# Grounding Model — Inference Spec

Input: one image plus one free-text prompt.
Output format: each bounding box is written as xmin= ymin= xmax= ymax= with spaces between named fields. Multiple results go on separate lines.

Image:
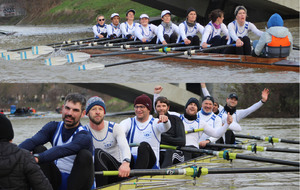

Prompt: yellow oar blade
xmin=78 ymin=63 xmax=105 ymax=71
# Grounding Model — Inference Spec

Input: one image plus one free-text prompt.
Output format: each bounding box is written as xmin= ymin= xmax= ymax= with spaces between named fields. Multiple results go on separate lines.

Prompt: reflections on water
xmin=10 ymin=116 xmax=300 ymax=190
xmin=0 ymin=21 xmax=299 ymax=83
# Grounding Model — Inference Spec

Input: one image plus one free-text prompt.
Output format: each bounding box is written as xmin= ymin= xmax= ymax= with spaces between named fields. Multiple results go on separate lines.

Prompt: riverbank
xmin=0 ymin=0 xmax=161 ymax=25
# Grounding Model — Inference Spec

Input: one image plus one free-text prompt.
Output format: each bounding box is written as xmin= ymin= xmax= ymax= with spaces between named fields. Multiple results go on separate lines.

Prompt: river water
xmin=9 ymin=115 xmax=300 ymax=190
xmin=0 ymin=20 xmax=299 ymax=83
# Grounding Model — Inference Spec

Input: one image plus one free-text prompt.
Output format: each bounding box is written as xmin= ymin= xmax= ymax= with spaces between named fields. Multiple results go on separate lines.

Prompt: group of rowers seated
xmin=93 ymin=6 xmax=293 ymax=58
xmin=7 ymin=83 xmax=270 ymax=189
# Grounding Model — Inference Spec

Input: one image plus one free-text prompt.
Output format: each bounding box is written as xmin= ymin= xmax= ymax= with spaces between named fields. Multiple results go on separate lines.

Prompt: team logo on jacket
xmin=103 ymin=141 xmax=114 ymax=148
xmin=143 ymin=131 xmax=152 ymax=139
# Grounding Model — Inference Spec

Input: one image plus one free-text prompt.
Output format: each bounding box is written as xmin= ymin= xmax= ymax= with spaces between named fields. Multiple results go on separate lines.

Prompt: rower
xmin=93 ymin=15 xmax=107 ymax=39
xmin=135 ymin=14 xmax=158 ymax=44
xmin=19 ymin=93 xmax=94 ymax=190
xmin=224 ymin=5 xmax=263 ymax=55
xmin=201 ymin=9 xmax=228 ymax=53
xmin=120 ymin=9 xmax=137 ymax=40
xmin=253 ymin=13 xmax=293 ymax=57
xmin=153 ymin=86 xmax=186 ymax=168
xmin=120 ymin=94 xmax=171 ymax=169
xmin=157 ymin=10 xmax=179 ymax=45
xmin=153 ymin=85 xmax=233 ymax=161
xmin=178 ymin=7 xmax=204 ymax=46
xmin=107 ymin=13 xmax=122 ymax=39
xmin=201 ymin=83 xmax=269 ymax=144
xmin=84 ymin=96 xmax=131 ymax=187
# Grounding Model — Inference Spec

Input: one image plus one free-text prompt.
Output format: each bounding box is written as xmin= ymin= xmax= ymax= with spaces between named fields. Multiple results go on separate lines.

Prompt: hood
xmin=266 ymin=26 xmax=290 ymax=38
xmin=267 ymin=13 xmax=284 ymax=28
xmin=0 ymin=142 xmax=21 ymax=177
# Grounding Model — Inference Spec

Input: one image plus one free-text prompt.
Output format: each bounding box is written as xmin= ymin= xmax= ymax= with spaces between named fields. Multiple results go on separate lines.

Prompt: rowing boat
xmin=94 ymin=150 xmax=246 ymax=190
xmin=79 ymin=48 xmax=299 ymax=72
xmin=96 ymin=153 xmax=229 ymax=190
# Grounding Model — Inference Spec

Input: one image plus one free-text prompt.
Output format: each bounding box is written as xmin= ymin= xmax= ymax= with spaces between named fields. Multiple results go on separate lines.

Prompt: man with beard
xmin=153 ymin=86 xmax=233 ymax=160
xmin=84 ymin=96 xmax=131 ymax=187
xmin=19 ymin=93 xmax=94 ymax=190
xmin=201 ymin=83 xmax=269 ymax=143
xmin=120 ymin=94 xmax=171 ymax=169
xmin=153 ymin=87 xmax=185 ymax=168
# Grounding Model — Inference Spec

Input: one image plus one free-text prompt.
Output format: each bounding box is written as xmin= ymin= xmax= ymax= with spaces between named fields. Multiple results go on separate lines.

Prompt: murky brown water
xmin=0 ymin=20 xmax=299 ymax=83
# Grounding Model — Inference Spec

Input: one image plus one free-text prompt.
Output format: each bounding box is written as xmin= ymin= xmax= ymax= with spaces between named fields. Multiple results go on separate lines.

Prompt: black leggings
xmin=216 ymin=130 xmax=236 ymax=144
xmin=183 ymin=145 xmax=204 ymax=161
xmin=224 ymin=36 xmax=251 ymax=55
xmin=33 ymin=146 xmax=94 ymax=190
xmin=186 ymin=35 xmax=200 ymax=46
xmin=206 ymin=35 xmax=227 ymax=53
xmin=160 ymin=33 xmax=177 ymax=44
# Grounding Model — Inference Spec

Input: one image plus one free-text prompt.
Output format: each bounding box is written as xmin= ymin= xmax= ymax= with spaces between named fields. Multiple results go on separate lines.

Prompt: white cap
xmin=161 ymin=10 xmax=171 ymax=18
xmin=110 ymin=13 xmax=120 ymax=19
xmin=140 ymin=14 xmax=149 ymax=19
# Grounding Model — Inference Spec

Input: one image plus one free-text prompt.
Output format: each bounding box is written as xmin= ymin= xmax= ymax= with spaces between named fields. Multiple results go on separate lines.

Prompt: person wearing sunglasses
xmin=93 ymin=15 xmax=107 ymax=39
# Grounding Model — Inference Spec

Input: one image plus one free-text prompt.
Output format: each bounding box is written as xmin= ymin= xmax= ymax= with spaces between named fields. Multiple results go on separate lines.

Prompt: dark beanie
xmin=185 ymin=97 xmax=200 ymax=111
xmin=186 ymin=7 xmax=196 ymax=16
xmin=134 ymin=94 xmax=152 ymax=111
xmin=0 ymin=114 xmax=14 ymax=141
xmin=202 ymin=96 xmax=215 ymax=104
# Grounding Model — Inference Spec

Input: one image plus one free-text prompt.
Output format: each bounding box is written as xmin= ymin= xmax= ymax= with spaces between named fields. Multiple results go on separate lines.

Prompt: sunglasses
xmin=98 ymin=19 xmax=105 ymax=21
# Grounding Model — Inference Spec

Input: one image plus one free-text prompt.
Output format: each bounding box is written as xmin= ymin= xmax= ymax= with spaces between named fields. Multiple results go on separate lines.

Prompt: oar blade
xmin=19 ymin=51 xmax=40 ymax=60
xmin=45 ymin=56 xmax=68 ymax=66
xmin=0 ymin=49 xmax=6 ymax=53
xmin=78 ymin=63 xmax=105 ymax=71
xmin=32 ymin=46 xmax=54 ymax=55
xmin=2 ymin=52 xmax=21 ymax=60
xmin=66 ymin=52 xmax=90 ymax=63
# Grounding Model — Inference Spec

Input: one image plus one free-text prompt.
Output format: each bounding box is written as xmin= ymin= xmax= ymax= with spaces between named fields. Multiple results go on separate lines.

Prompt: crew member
xmin=120 ymin=9 xmax=137 ymax=40
xmin=135 ymin=14 xmax=158 ymax=44
xmin=224 ymin=5 xmax=263 ymax=55
xmin=201 ymin=9 xmax=228 ymax=53
xmin=0 ymin=114 xmax=53 ymax=190
xmin=120 ymin=94 xmax=171 ymax=169
xmin=84 ymin=96 xmax=131 ymax=187
xmin=253 ymin=13 xmax=293 ymax=57
xmin=201 ymin=83 xmax=269 ymax=144
xmin=178 ymin=7 xmax=204 ymax=46
xmin=107 ymin=13 xmax=122 ymax=39
xmin=93 ymin=15 xmax=107 ymax=39
xmin=157 ymin=10 xmax=179 ymax=44
xmin=19 ymin=93 xmax=94 ymax=190
xmin=153 ymin=87 xmax=186 ymax=168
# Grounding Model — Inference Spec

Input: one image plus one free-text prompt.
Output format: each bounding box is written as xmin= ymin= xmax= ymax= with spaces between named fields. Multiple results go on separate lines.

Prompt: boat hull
xmin=80 ymin=49 xmax=299 ymax=72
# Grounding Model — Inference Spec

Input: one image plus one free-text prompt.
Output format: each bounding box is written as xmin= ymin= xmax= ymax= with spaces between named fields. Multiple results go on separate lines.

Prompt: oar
xmin=160 ymin=145 xmax=300 ymax=167
xmin=7 ymin=37 xmax=96 ymax=52
xmin=95 ymin=166 xmax=299 ymax=177
xmin=205 ymin=143 xmax=299 ymax=153
xmin=185 ymin=128 xmax=204 ymax=134
xmin=79 ymin=44 xmax=227 ymax=70
xmin=60 ymin=38 xmax=126 ymax=51
xmin=77 ymin=46 xmax=200 ymax=70
xmin=46 ymin=45 xmax=198 ymax=66
xmin=80 ymin=44 xmax=235 ymax=69
xmin=235 ymin=134 xmax=300 ymax=144
xmin=2 ymin=46 xmax=53 ymax=60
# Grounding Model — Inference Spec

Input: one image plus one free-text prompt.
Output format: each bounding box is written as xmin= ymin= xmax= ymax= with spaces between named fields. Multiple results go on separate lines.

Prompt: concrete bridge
xmin=133 ymin=0 xmax=299 ymax=23
xmin=74 ymin=83 xmax=204 ymax=112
